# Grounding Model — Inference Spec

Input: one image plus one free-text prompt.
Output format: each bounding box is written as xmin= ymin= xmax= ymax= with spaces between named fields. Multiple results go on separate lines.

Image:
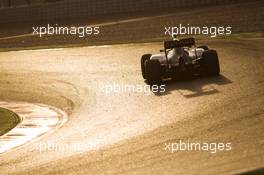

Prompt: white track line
xmin=0 ymin=101 xmax=67 ymax=154
xmin=0 ymin=13 xmax=172 ymax=41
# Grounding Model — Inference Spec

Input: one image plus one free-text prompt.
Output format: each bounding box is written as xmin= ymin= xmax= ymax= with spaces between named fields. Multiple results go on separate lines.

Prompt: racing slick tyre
xmin=201 ymin=50 xmax=220 ymax=76
xmin=198 ymin=45 xmax=209 ymax=50
xmin=141 ymin=54 xmax=152 ymax=79
xmin=145 ymin=59 xmax=162 ymax=84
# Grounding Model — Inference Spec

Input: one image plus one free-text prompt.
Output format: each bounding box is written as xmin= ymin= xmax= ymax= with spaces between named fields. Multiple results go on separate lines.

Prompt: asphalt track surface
xmin=0 ymin=38 xmax=263 ymax=175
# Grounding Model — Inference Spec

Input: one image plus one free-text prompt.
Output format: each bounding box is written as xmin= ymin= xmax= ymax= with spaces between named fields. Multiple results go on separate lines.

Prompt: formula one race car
xmin=141 ymin=37 xmax=220 ymax=84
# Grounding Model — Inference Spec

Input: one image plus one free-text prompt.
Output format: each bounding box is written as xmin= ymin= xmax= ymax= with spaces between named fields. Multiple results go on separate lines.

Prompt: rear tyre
xmin=145 ymin=59 xmax=162 ymax=84
xmin=198 ymin=45 xmax=209 ymax=50
xmin=141 ymin=54 xmax=152 ymax=79
xmin=201 ymin=50 xmax=220 ymax=76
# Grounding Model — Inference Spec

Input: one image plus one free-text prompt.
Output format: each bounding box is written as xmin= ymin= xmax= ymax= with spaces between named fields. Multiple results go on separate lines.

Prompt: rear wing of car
xmin=164 ymin=38 xmax=195 ymax=49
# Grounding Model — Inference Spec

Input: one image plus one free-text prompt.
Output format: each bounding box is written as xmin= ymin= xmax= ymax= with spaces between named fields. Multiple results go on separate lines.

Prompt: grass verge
xmin=0 ymin=107 xmax=21 ymax=136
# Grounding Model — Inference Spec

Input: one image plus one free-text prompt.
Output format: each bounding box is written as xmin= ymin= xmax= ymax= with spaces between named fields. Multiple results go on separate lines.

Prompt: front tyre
xmin=141 ymin=54 xmax=152 ymax=79
xmin=201 ymin=50 xmax=220 ymax=76
xmin=198 ymin=45 xmax=209 ymax=50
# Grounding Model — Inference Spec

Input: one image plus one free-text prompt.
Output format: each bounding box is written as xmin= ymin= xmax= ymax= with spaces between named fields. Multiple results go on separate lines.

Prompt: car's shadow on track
xmin=235 ymin=168 xmax=264 ymax=175
xmin=150 ymin=74 xmax=232 ymax=98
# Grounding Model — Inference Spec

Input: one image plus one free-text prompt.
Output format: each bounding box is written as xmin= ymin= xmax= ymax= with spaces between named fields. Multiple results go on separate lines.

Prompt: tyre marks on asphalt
xmin=0 ymin=101 xmax=67 ymax=154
